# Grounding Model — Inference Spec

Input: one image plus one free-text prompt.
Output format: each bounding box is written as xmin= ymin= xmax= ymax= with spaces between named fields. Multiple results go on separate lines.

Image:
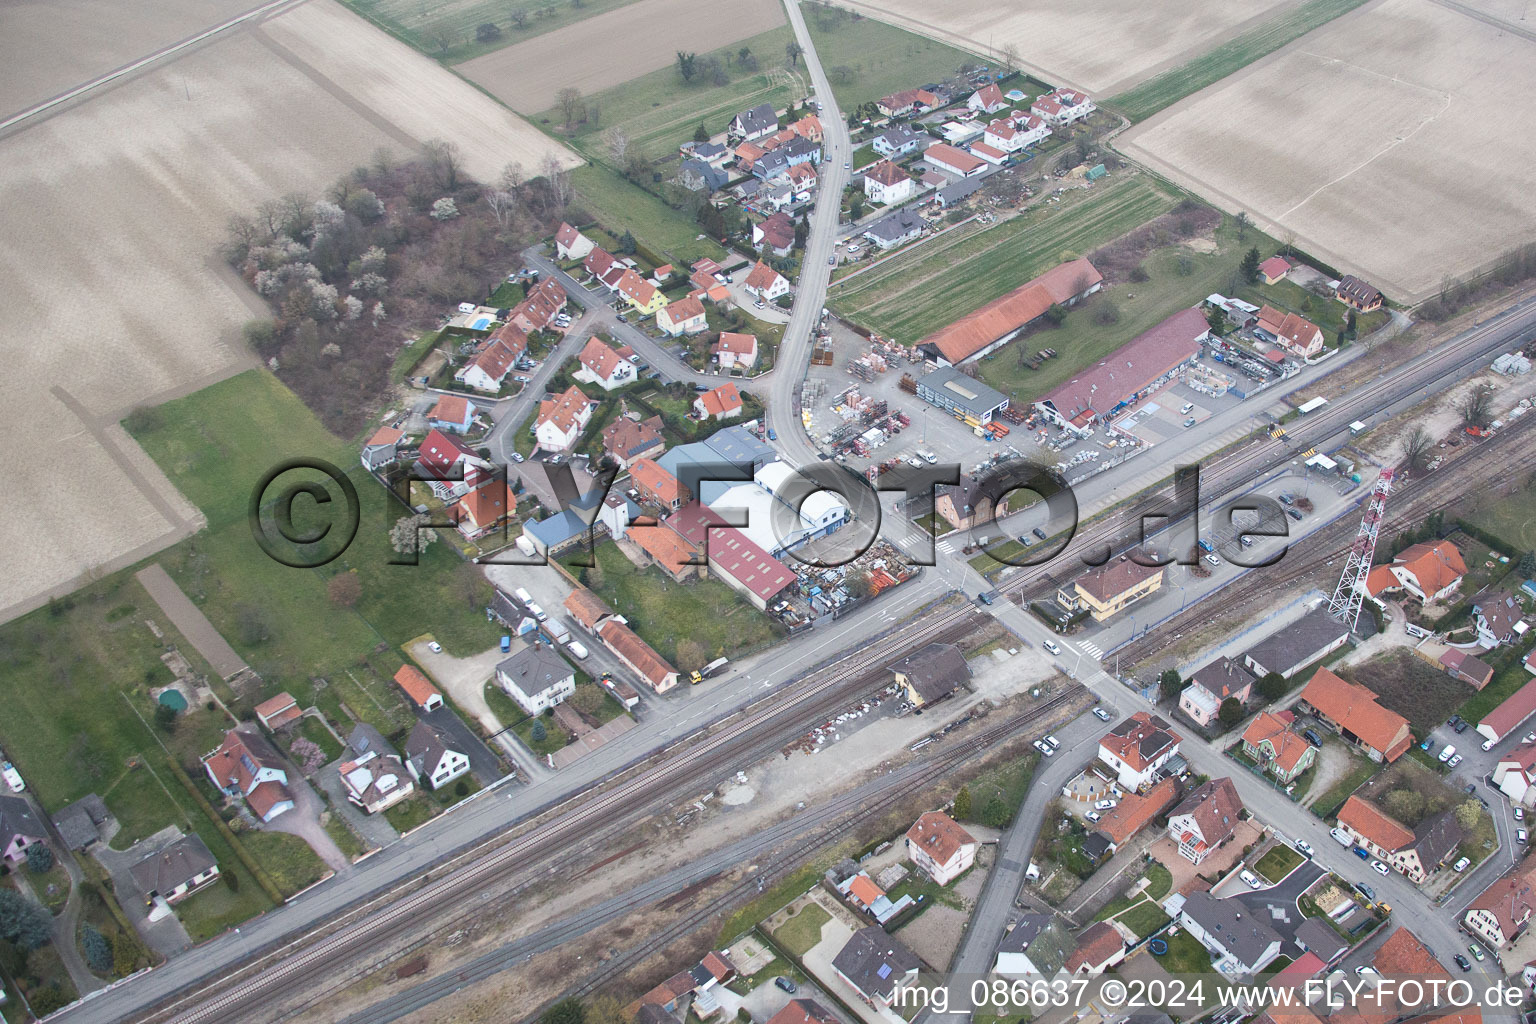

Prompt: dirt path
xmin=134 ymin=564 xmax=249 ymax=679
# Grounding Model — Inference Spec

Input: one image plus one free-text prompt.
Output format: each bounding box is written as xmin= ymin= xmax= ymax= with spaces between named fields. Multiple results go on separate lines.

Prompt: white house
xmin=128 ymin=834 xmax=220 ymax=906
xmin=967 ymin=84 xmax=1007 ymax=116
xmin=693 ymin=382 xmax=744 ymax=421
xmin=871 ymin=126 xmax=930 ymax=159
xmin=456 ymin=324 xmax=527 ymax=392
xmin=993 ymin=914 xmax=1073 ymax=976
xmin=496 ymin=643 xmax=576 ymax=715
xmin=535 ymin=385 xmax=596 ymax=451
xmin=1495 ymin=743 xmax=1536 ymax=807
xmin=985 ymin=115 xmax=1049 ymax=153
xmin=657 ymin=295 xmax=708 ymax=337
xmin=905 ymin=811 xmax=977 ymax=885
xmin=863 ymin=160 xmax=914 ymax=205
xmin=554 ymin=222 xmax=594 ymax=261
xmin=1031 ymin=89 xmax=1096 ymax=126
xmin=339 ymin=725 xmax=414 ymax=815
xmin=1172 ymin=891 xmax=1282 ymax=976
xmin=742 ymin=261 xmax=790 ymax=302
xmin=404 ymin=720 xmax=472 ymax=791
xmin=712 ymin=331 xmax=758 ymax=371
xmin=1097 ymin=712 xmax=1181 ymax=791
xmin=574 ymin=337 xmax=637 ymax=391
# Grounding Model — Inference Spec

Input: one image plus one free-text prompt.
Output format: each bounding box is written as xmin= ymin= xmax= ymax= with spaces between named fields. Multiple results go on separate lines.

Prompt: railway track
xmin=140 ymin=604 xmax=990 ymax=1024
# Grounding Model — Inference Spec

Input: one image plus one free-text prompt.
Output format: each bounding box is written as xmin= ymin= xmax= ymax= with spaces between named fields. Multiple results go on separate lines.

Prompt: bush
xmin=29 ymin=987 xmax=67 ymax=1016
xmin=1128 ymin=265 xmax=1149 ymax=283
xmin=530 ymin=719 xmax=547 ymax=743
xmin=1091 ymin=300 xmax=1120 ymax=326
xmin=25 ymin=842 xmax=53 ymax=874
xmin=0 ymin=889 xmax=54 ymax=950
xmin=542 ymin=999 xmax=586 ymax=1024
xmin=223 ymin=870 xmax=240 ymax=892
xmin=455 ymin=780 xmax=469 ymax=797
xmin=82 ymin=925 xmax=113 ymax=973
xmin=980 ymin=796 xmax=1011 ymax=828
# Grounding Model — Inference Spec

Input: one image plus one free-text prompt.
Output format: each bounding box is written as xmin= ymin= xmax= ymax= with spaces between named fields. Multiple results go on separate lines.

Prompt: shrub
xmin=455 ymin=780 xmax=469 ymax=797
xmin=25 ymin=843 xmax=53 ymax=874
xmin=82 ymin=925 xmax=113 ymax=973
xmin=530 ymin=719 xmax=547 ymax=743
xmin=1128 ymin=265 xmax=1149 ymax=283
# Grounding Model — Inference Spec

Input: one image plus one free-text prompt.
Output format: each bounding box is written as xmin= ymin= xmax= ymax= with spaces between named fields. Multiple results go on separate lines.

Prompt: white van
xmin=1180 ymin=403 xmax=1194 ymax=415
xmin=514 ymin=587 xmax=533 ymax=604
xmin=1404 ymin=622 xmax=1431 ymax=639
xmin=1 ymin=763 xmax=23 ymax=792
xmin=527 ymin=602 xmax=548 ymax=622
xmin=1438 ymin=744 xmax=1457 ymax=763
xmin=565 ymin=639 xmax=590 ymax=660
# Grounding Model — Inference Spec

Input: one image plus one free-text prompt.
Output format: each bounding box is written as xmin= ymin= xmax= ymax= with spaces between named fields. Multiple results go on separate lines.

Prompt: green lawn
xmin=771 ymin=902 xmax=830 ymax=956
xmin=1144 ymin=861 xmax=1173 ymax=901
xmin=1159 ymin=928 xmax=1214 ymax=974
xmin=1118 ymin=899 xmax=1171 ymax=939
xmin=717 ymin=862 xmax=825 ymax=945
xmin=344 ymin=0 xmax=643 ymax=65
xmin=1468 ymin=493 xmax=1536 ymax=556
xmin=391 ymin=329 xmax=444 ymax=384
xmin=563 ymin=542 xmax=785 ymax=666
xmin=176 ymin=861 xmax=275 ymax=943
xmin=830 ymin=174 xmax=1179 ymax=343
xmin=1107 ymin=0 xmax=1374 ymax=123
xmin=571 ymin=163 xmax=726 ymax=267
xmin=955 ymin=751 xmax=1039 ymax=828
xmin=324 ymin=813 xmax=369 ymax=859
xmin=1458 ymin=648 xmax=1536 ymax=725
xmin=513 ymin=714 xmax=571 ymax=757
xmin=1255 ymin=845 xmax=1304 ymax=883
xmin=805 ymin=13 xmax=983 ymax=111
xmin=240 ymin=831 xmax=329 ymax=896
xmin=383 ymin=792 xmax=438 ymax=834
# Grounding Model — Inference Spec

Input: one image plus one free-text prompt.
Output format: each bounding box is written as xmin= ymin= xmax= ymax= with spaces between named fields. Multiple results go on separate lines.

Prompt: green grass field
xmin=830 ymin=174 xmax=1179 ymax=343
xmin=1468 ymin=492 xmax=1536 ymax=557
xmin=805 ymin=14 xmax=981 ymax=111
xmin=1255 ymin=844 xmax=1303 ymax=882
xmin=343 ymin=0 xmax=642 ymax=65
xmin=571 ymin=164 xmax=726 ymax=267
xmin=240 ymin=831 xmax=329 ymax=895
xmin=1107 ymin=0 xmax=1372 ymax=123
xmin=771 ymin=902 xmax=830 ymax=956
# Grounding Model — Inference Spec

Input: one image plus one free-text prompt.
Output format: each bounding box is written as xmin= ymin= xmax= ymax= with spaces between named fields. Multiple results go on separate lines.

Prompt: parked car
xmin=1018 ymin=535 xmax=1034 ymax=546
xmin=1204 ymin=553 xmax=1220 ymax=567
xmin=1454 ymin=954 xmax=1472 ymax=971
xmin=1044 ymin=734 xmax=1061 ymax=750
xmin=510 ymin=452 xmax=525 ymax=463
xmin=1483 ymin=738 xmax=1496 ymax=751
xmin=1 ymin=763 xmax=23 ymax=793
xmin=1453 ymin=719 xmax=1469 ymax=733
xmin=1371 ymin=860 xmax=1390 ymax=876
xmin=1296 ymin=840 xmax=1314 ymax=858
xmin=1469 ymin=943 xmax=1486 ymax=961
xmin=1183 ymin=417 xmax=1197 ymax=428
xmin=427 ymin=641 xmax=443 ymax=653
xmin=828 ymin=256 xmax=836 ymax=266
xmin=1448 ymin=754 xmax=1464 ymax=768
xmin=1439 ymin=745 xmax=1457 ymax=763
xmin=1330 ymin=827 xmax=1353 ymax=847
xmin=1094 ymin=799 xmax=1118 ymax=811
xmin=1516 ymin=807 xmax=1525 ymax=821
xmin=1519 ymin=827 xmax=1529 ymax=844
xmin=1353 ymin=846 xmax=1370 ymax=861
xmin=514 ymin=375 xmax=531 ymax=383
xmin=1454 ymin=856 xmax=1471 ymax=871
xmin=1357 ymin=883 xmax=1376 ymax=901
xmin=1304 ymin=729 xmax=1324 ymax=748
xmin=1526 ymin=731 xmax=1536 ymax=744
xmin=1448 ymin=714 xmax=1463 ymax=729
xmin=774 ymin=977 xmax=798 ymax=994
xmin=1042 ymin=639 xmax=1062 ymax=656
xmin=1033 ymin=527 xmax=1048 ymax=540
xmin=1085 ymin=810 xmax=1101 ymax=822
xmin=1035 ymin=739 xmax=1056 ymax=758
xmin=1093 ymin=706 xmax=1112 ymax=722
xmin=768 ymin=428 xmax=777 ymax=440
xmin=1240 ymin=870 xmax=1262 ymax=889
xmin=1286 ymin=507 xmax=1304 ymax=521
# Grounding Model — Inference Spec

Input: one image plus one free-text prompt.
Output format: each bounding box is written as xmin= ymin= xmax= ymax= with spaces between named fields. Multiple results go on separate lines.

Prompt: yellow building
xmin=1058 ymin=556 xmax=1163 ymax=622
xmin=615 ymin=269 xmax=667 ymax=315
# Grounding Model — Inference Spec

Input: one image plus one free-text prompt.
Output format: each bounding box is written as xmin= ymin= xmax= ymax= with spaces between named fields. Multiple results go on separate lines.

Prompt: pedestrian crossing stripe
xmin=1269 ymin=427 xmax=1286 ymax=439
xmin=1300 ymin=448 xmax=1317 ymax=457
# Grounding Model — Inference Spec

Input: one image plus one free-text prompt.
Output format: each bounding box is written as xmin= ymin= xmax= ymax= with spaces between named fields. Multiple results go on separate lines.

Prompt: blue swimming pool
xmin=471 ymin=316 xmax=492 ymax=330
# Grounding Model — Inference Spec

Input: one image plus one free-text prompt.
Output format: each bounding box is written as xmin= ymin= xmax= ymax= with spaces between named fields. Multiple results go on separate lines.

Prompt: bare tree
xmin=541 ymin=153 xmax=572 ymax=212
xmin=556 ymin=86 xmax=584 ymax=130
xmin=1001 ymin=42 xmax=1021 ymax=71
xmin=1460 ymin=385 xmax=1494 ymax=428
xmin=1235 ymin=211 xmax=1252 ymax=241
xmin=1402 ymin=425 xmax=1433 ymax=472
xmin=486 ymin=190 xmax=517 ymax=228
xmin=603 ymin=125 xmax=630 ymax=165
xmin=510 ymin=7 xmax=528 ymax=28
xmin=423 ymin=138 xmax=462 ymax=191
xmin=499 ymin=161 xmax=526 ymax=195
xmin=785 ymin=40 xmax=803 ymax=66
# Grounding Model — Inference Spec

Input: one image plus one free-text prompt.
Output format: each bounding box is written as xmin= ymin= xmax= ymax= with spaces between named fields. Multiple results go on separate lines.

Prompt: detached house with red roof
xmin=1494 ymin=741 xmax=1536 ymax=806
xmin=742 ymin=260 xmax=789 ymax=303
xmin=535 ymin=385 xmax=597 ymax=451
xmin=906 ymin=810 xmax=978 ymax=885
xmin=752 ymin=211 xmax=796 ymax=257
xmin=630 ymin=458 xmax=687 ymax=510
xmin=616 ymin=268 xmax=667 ymax=316
xmin=361 ymin=425 xmax=404 ymax=471
xmin=452 ymin=473 xmax=516 ymax=539
xmin=456 ymin=323 xmax=527 ymax=392
xmin=427 ymin=394 xmax=477 ymax=434
xmin=1030 ymin=89 xmax=1095 ymax=126
xmin=1097 ymin=712 xmax=1182 ymax=790
xmin=967 ymin=83 xmax=1008 ymax=115
xmin=657 ymin=295 xmax=708 ymax=337
xmin=1369 ymin=540 xmax=1466 ymax=603
xmin=554 ymin=222 xmax=594 ymax=261
xmin=1166 ymin=777 xmax=1244 ymax=865
xmin=1337 ymin=795 xmax=1464 ymax=884
xmin=693 ymin=382 xmax=743 ymax=421
xmin=1241 ymin=711 xmax=1317 ymax=784
xmin=574 ymin=337 xmax=637 ymax=392
xmin=203 ymin=726 xmax=294 ymax=822
xmin=508 ymin=279 xmax=567 ymax=334
xmin=602 ymin=413 xmax=665 ymax=469
xmin=1058 ymin=556 xmax=1164 ymax=623
xmin=1256 ymin=305 xmax=1325 ymax=359
xmin=1465 ymin=862 xmax=1536 ymax=948
xmin=1297 ymin=668 xmax=1412 ymax=762
xmin=415 ymin=428 xmax=487 ymax=501
xmin=712 ymin=331 xmax=758 ymax=371
xmin=863 ymin=160 xmax=914 ymax=205
xmin=1258 ymin=256 xmax=1292 ymax=285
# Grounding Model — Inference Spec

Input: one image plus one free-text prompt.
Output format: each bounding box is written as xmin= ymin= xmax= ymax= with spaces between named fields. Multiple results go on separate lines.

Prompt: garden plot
xmin=1119 ymin=0 xmax=1536 ymax=301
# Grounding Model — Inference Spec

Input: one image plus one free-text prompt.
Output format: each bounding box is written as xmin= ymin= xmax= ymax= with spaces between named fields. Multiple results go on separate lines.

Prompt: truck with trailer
xmin=689 ymin=657 xmax=731 ymax=684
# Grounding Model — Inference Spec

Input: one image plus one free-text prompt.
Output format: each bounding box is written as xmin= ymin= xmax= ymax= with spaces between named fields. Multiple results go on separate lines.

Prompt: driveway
xmin=422 ymin=705 xmax=506 ymax=786
xmin=1217 ymin=860 xmax=1325 ymax=948
xmin=314 ymin=760 xmax=399 ymax=852
xmin=407 ymin=639 xmax=546 ymax=780
xmin=91 ymin=827 xmax=192 ymax=958
xmin=264 ymin=774 xmax=350 ymax=875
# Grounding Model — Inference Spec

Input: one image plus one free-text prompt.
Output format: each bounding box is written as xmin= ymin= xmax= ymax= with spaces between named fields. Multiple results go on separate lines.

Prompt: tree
xmin=1240 ymin=247 xmax=1261 ymax=284
xmin=541 ymin=153 xmax=572 ymax=212
xmin=1091 ymin=300 xmax=1120 ymax=326
xmin=1403 ymin=425 xmax=1434 ymax=473
xmin=1218 ymin=697 xmax=1244 ymax=727
xmin=676 ymin=51 xmax=698 ymax=82
xmin=29 ymin=989 xmax=67 ymax=1016
xmin=327 ymin=571 xmax=362 ymax=608
xmin=530 ymin=718 xmax=548 ymax=743
xmin=243 ymin=319 xmax=279 ymax=356
xmin=1235 ymin=211 xmax=1251 ymax=241
xmin=542 ymin=998 xmax=586 ymax=1024
xmin=422 ymin=138 xmax=462 ymax=191
xmin=1455 ymin=799 xmax=1481 ymax=830
xmin=785 ymin=40 xmax=803 ymax=66
xmin=25 ymin=843 xmax=52 ymax=874
xmin=0 ymin=889 xmax=54 ymax=950
xmin=676 ymin=639 xmax=707 ymax=673
xmin=693 ymin=122 xmax=709 ymax=143
xmin=980 ymin=796 xmax=1011 ymax=828
xmin=618 ymin=230 xmax=637 ymax=255
xmin=475 ymin=22 xmax=503 ymax=42
xmin=486 ymin=189 xmax=517 ymax=229
xmin=1519 ymin=551 xmax=1536 ymax=579
xmin=738 ymin=45 xmax=752 ymax=64
xmin=1159 ymin=669 xmax=1183 ymax=701
xmin=953 ymin=786 xmax=972 ymax=820
xmin=510 ymin=8 xmax=528 ymax=28
xmin=430 ymin=197 xmax=459 ymax=221
xmin=82 ymin=926 xmax=112 ymax=973
xmin=223 ymin=870 xmax=240 ymax=891
xmin=1460 ymin=386 xmax=1493 ymax=428
xmin=1043 ymin=303 xmax=1067 ymax=326
xmin=1257 ymin=672 xmax=1287 ymax=703
xmin=152 ymin=701 xmax=178 ymax=732
xmin=1382 ymin=788 xmax=1426 ymax=825
xmin=1346 ymin=309 xmax=1358 ymax=337
xmin=557 ymin=87 xmax=584 ymax=130
xmin=390 ymin=514 xmax=440 ymax=555
xmin=586 ymin=995 xmax=628 ymax=1024
xmin=1001 ymin=42 xmax=1021 ymax=71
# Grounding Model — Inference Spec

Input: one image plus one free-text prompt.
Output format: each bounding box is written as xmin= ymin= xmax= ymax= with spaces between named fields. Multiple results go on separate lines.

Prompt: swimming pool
xmin=471 ymin=316 xmax=492 ymax=330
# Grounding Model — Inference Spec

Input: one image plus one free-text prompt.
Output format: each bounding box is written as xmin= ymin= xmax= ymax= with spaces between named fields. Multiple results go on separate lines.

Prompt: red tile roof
xmin=1170 ymin=777 xmax=1243 ymax=849
xmin=662 ymin=295 xmax=706 ymax=324
xmin=1338 ymin=795 xmax=1415 ymax=852
xmin=416 ymin=429 xmax=479 ymax=477
xmin=1242 ymin=711 xmax=1313 ymax=773
xmin=696 ymin=382 xmax=743 ymax=419
xmin=1099 ymin=712 xmax=1181 ymax=773
xmin=455 ymin=475 xmax=516 ymax=531
xmin=429 ymin=394 xmax=472 ymax=424
xmin=847 ymin=873 xmax=884 ymax=906
xmin=578 ymin=337 xmax=627 ymax=381
xmin=246 ymin=780 xmax=291 ymax=820
xmin=555 ymin=222 xmax=583 ymax=249
xmin=628 ymin=524 xmax=699 ymax=576
xmin=1065 ymin=921 xmax=1124 ymax=973
xmin=564 ymin=588 xmax=614 ymax=630
xmin=1096 ymin=777 xmax=1179 ymax=844
xmin=1393 ymin=541 xmax=1466 ymax=595
xmin=705 ymin=527 xmax=795 ymax=601
xmin=713 ymin=331 xmax=758 ymax=357
xmin=1299 ymin=668 xmax=1412 ymax=760
xmin=971 ymin=84 xmax=1005 ymax=110
xmin=254 ymin=693 xmax=301 ymax=728
xmin=756 ymin=211 xmax=795 ymax=250
xmin=583 ymin=247 xmax=619 ymax=279
xmin=1467 ymin=864 xmax=1536 ymax=939
xmin=1372 ymin=926 xmax=1451 ymax=980
xmin=919 ymin=258 xmax=1102 ymax=363
xmin=1259 ymin=256 xmax=1291 ymax=279
xmin=598 ymin=619 xmax=678 ymax=690
xmin=512 ymin=279 xmax=567 ymax=332
xmin=630 ymin=458 xmax=685 ymax=506
xmin=538 ymin=385 xmax=594 ymax=434
xmin=1074 ymin=556 xmax=1162 ymax=604
xmin=906 ymin=810 xmax=976 ymax=867
xmin=766 ymin=1000 xmax=840 ymax=1024
xmin=1482 ymin=676 xmax=1536 ymax=739
xmin=864 ymin=160 xmax=907 ymax=187
xmin=394 ymin=665 xmax=441 ymax=708
xmin=1366 ymin=564 xmax=1398 ymax=596
xmin=616 ymin=268 xmax=658 ymax=308
xmin=744 ymin=260 xmax=784 ymax=294
xmin=925 ymin=142 xmax=986 ymax=174
xmin=366 ymin=426 xmax=404 ymax=449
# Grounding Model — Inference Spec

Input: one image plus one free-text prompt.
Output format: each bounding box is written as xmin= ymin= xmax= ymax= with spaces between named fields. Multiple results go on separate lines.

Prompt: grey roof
xmin=937 ymin=176 xmax=985 ymax=206
xmin=1294 ymin=917 xmax=1348 ymax=962
xmin=755 ymin=139 xmax=819 ymax=178
xmin=1409 ymin=807 xmax=1466 ymax=867
xmin=875 ymin=126 xmax=930 ymax=151
xmin=693 ymin=142 xmax=727 ymax=160
xmin=997 ymin=913 xmax=1073 ymax=973
xmin=916 ymin=366 xmax=1009 ymax=418
xmin=489 ymin=587 xmax=525 ymax=627
xmin=680 ymin=159 xmax=728 ymax=191
xmin=1241 ymin=608 xmax=1349 ymax=677
xmin=702 ymin=425 xmax=776 ymax=469
xmin=53 ymin=794 xmax=110 ymax=850
xmin=1188 ymin=656 xmax=1255 ymax=699
xmin=832 ymin=926 xmax=921 ymax=1000
xmin=497 ymin=643 xmax=574 ymax=697
xmin=1179 ymin=891 xmax=1282 ymax=968
xmin=128 ymin=833 xmax=217 ymax=897
xmin=0 ymin=795 xmax=45 ymax=851
xmin=863 ymin=207 xmax=925 ymax=243
xmin=732 ymin=103 xmax=777 ymax=137
xmin=889 ymin=642 xmax=971 ymax=702
xmin=347 ymin=723 xmax=399 ymax=761
xmin=404 ymin=720 xmax=461 ymax=776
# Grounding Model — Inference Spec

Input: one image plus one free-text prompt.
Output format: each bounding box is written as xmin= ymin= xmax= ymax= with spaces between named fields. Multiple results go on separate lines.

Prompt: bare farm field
xmin=1118 ymin=0 xmax=1536 ymax=302
xmin=460 ymin=0 xmax=787 ymax=114
xmin=0 ymin=0 xmax=576 ymax=623
xmin=833 ymin=0 xmax=1300 ymax=94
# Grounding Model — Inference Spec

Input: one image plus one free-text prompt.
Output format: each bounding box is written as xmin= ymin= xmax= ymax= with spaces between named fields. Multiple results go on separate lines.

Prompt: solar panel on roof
xmin=877 ymin=964 xmax=892 ymax=979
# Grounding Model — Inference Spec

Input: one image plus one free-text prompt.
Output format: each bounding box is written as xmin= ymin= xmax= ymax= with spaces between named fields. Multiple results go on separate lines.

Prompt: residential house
xmin=982 ymin=119 xmax=1034 ymax=154
xmin=918 ymin=258 xmax=1103 ymax=364
xmin=599 ymin=619 xmax=680 ymax=692
xmin=599 ymin=490 xmax=639 ymax=542
xmin=1258 ymin=256 xmax=1291 ymax=285
xmin=602 ymin=413 xmax=665 ymax=469
xmin=535 ymin=386 xmax=597 ymax=451
xmin=932 ymin=473 xmax=1007 ymax=531
xmin=1256 ymin=305 xmax=1325 ymax=359
xmin=728 ymin=102 xmax=778 ymax=142
xmin=1336 ymin=275 xmax=1384 ymax=312
xmin=394 ymin=665 xmax=444 ymax=712
xmin=415 ymin=428 xmax=486 ymax=501
xmin=752 ymin=211 xmax=796 ymax=256
xmin=872 ymin=125 xmax=931 ymax=159
xmin=452 ymin=471 xmax=517 ymax=539
xmin=1441 ymin=648 xmax=1495 ymax=689
xmin=1372 ymin=926 xmax=1451 ymax=986
xmin=254 ymin=692 xmax=302 ymax=730
xmin=678 ymin=159 xmax=728 ymax=193
xmin=863 ymin=160 xmax=914 ymax=205
xmin=457 ymin=328 xmax=526 ymax=392
xmin=1464 ymin=862 xmax=1536 ymax=948
xmin=1240 ymin=608 xmax=1350 ymax=679
xmin=1066 ymin=922 xmax=1127 ymax=975
xmin=906 ymin=810 xmax=977 ymax=885
xmin=1173 ymin=890 xmax=1283 ymax=975
xmin=712 ymin=331 xmax=759 ymax=371
xmin=832 ymin=926 xmax=921 ymax=1009
xmin=496 ymin=643 xmax=576 ymax=714
xmin=583 ymin=247 xmax=628 ymax=292
xmin=753 ymin=138 xmax=821 ymax=181
xmin=693 ymin=382 xmax=744 ymax=421
xmin=924 ymin=142 xmax=986 ymax=177
xmin=1494 ymin=742 xmax=1536 ymax=806
xmin=1337 ymin=795 xmax=1464 ymax=883
xmin=1166 ymin=777 xmax=1243 ymax=865
xmin=575 ymin=338 xmax=637 ymax=392
xmin=765 ymin=999 xmax=841 ymax=1024
xmin=733 ymin=139 xmax=768 ymax=174
xmin=1091 ymin=777 xmax=1181 ymax=856
xmin=1058 ymin=556 xmax=1164 ymax=623
xmin=890 ymin=643 xmax=970 ymax=709
xmin=1297 ymin=668 xmax=1413 ymax=762
xmin=507 ymin=279 xmax=568 ymax=334
xmin=1294 ymin=917 xmax=1350 ymax=967
xmin=862 ymin=207 xmax=925 ymax=250
xmin=129 ymin=834 xmax=220 ymax=905
xmin=685 ymin=140 xmax=731 ymax=169
xmin=1368 ymin=540 xmax=1466 ymax=603
xmin=786 ymin=161 xmax=817 ymax=191
xmin=615 ymin=269 xmax=666 ymax=316
xmin=631 ymin=457 xmax=687 ymax=510
xmin=967 ymin=84 xmax=1007 ymax=116
xmin=628 ymin=523 xmax=702 ymax=582
xmin=52 ymin=795 xmax=110 ymax=852
xmin=554 ymin=222 xmax=594 ymax=261
xmin=1180 ymin=656 xmax=1255 ymax=726
xmin=742 ymin=260 xmax=790 ymax=302
xmin=1474 ymin=591 xmax=1525 ymax=649
xmin=657 ymin=295 xmax=708 ymax=337
xmin=969 ymin=140 xmax=1008 ymax=165
xmin=203 ymin=726 xmax=294 ymax=822
xmin=789 ymin=113 xmax=822 ymax=142
xmin=564 ymin=588 xmax=614 ymax=634
xmin=404 ymin=720 xmax=471 ymax=791
xmin=994 ymin=913 xmax=1074 ymax=976
xmin=1098 ymin=712 xmax=1182 ymax=790
xmin=1030 ymin=89 xmax=1096 ymax=126
xmin=339 ymin=725 xmax=414 ymax=815
xmin=0 ymin=797 xmax=45 ymax=864
xmin=361 ymin=425 xmax=404 ymax=471
xmin=878 ymin=87 xmax=942 ymax=118
xmin=1241 ymin=711 xmax=1317 ymax=783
